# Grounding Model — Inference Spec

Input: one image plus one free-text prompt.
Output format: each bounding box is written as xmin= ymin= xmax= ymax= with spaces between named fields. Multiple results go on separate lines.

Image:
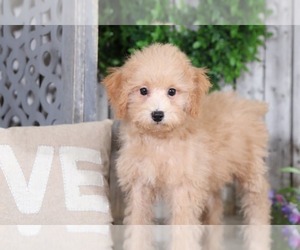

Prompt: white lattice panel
xmin=0 ymin=25 xmax=63 ymax=127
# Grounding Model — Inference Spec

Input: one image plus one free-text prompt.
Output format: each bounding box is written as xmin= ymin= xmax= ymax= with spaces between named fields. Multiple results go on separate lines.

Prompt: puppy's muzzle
xmin=151 ymin=111 xmax=164 ymax=123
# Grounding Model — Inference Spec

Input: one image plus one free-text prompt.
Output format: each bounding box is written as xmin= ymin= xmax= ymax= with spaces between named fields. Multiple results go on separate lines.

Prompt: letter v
xmin=0 ymin=145 xmax=54 ymax=214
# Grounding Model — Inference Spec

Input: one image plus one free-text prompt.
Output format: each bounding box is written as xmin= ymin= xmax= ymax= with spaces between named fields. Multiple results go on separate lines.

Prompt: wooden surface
xmin=236 ymin=46 xmax=265 ymax=101
xmin=264 ymin=25 xmax=293 ymax=188
xmin=235 ymin=0 xmax=295 ymax=189
xmin=109 ymin=121 xmax=125 ymax=224
xmin=293 ymin=24 xmax=300 ymax=185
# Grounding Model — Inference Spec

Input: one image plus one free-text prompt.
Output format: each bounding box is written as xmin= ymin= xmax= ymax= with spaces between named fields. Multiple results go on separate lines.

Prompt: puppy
xmin=103 ymin=43 xmax=271 ymax=250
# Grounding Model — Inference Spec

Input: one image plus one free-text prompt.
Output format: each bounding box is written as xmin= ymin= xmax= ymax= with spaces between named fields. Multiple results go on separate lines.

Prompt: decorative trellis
xmin=0 ymin=0 xmax=65 ymax=127
xmin=0 ymin=0 xmax=102 ymax=127
xmin=0 ymin=25 xmax=64 ymax=127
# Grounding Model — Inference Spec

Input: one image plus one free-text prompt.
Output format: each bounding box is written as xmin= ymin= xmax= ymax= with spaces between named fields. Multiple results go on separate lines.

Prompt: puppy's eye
xmin=168 ymin=88 xmax=176 ymax=96
xmin=140 ymin=87 xmax=148 ymax=96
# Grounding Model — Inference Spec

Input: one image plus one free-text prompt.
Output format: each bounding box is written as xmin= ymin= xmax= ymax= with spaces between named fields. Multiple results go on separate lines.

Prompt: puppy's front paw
xmin=169 ymin=226 xmax=202 ymax=250
xmin=124 ymin=240 xmax=154 ymax=250
xmin=170 ymin=238 xmax=201 ymax=250
xmin=123 ymin=225 xmax=154 ymax=250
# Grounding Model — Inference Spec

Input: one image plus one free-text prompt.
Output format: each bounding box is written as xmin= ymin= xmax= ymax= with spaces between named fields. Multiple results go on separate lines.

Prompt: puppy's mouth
xmin=150 ymin=120 xmax=167 ymax=128
xmin=131 ymin=111 xmax=179 ymax=135
xmin=153 ymin=120 xmax=164 ymax=125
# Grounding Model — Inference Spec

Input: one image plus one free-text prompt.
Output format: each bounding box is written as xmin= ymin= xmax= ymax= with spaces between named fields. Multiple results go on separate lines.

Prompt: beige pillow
xmin=0 ymin=120 xmax=113 ymax=225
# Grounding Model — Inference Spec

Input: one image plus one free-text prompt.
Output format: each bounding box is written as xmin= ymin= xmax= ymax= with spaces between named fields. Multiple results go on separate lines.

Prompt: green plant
xmin=98 ymin=25 xmax=270 ymax=90
xmin=99 ymin=0 xmax=270 ymax=25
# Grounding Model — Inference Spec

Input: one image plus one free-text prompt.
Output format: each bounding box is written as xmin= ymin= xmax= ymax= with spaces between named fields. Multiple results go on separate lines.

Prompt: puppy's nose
xmin=151 ymin=111 xmax=164 ymax=122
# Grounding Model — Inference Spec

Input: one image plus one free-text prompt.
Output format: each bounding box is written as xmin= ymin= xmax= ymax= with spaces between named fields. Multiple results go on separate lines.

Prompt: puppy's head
xmin=103 ymin=43 xmax=211 ymax=134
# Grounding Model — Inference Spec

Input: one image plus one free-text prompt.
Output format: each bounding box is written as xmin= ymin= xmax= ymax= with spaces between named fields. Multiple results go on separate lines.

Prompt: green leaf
xmin=229 ymin=57 xmax=236 ymax=66
xmin=192 ymin=41 xmax=201 ymax=49
xmin=281 ymin=167 xmax=300 ymax=174
xmin=278 ymin=187 xmax=298 ymax=195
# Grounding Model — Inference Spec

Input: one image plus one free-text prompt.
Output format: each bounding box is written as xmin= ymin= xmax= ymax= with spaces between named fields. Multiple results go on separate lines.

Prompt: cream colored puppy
xmin=103 ymin=43 xmax=271 ymax=250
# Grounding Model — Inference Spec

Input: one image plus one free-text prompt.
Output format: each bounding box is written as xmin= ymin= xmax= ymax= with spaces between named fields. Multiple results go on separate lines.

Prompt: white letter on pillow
xmin=59 ymin=147 xmax=109 ymax=213
xmin=0 ymin=145 xmax=54 ymax=214
xmin=17 ymin=225 xmax=42 ymax=236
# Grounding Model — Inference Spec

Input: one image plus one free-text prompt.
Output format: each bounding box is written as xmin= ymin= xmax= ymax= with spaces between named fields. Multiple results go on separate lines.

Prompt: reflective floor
xmin=0 ymin=224 xmax=298 ymax=250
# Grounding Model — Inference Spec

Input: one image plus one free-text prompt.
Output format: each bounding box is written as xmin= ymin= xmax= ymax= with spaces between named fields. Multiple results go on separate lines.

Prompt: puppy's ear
xmin=102 ymin=67 xmax=128 ymax=119
xmin=187 ymin=68 xmax=211 ymax=117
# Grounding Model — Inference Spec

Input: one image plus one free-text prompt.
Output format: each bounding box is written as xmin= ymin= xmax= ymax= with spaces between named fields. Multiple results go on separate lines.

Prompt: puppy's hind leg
xmin=239 ymin=161 xmax=271 ymax=250
xmin=123 ymin=184 xmax=155 ymax=250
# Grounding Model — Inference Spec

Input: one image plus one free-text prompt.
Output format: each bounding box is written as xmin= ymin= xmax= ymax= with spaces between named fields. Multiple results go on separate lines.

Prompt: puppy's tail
xmin=243 ymin=98 xmax=268 ymax=119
